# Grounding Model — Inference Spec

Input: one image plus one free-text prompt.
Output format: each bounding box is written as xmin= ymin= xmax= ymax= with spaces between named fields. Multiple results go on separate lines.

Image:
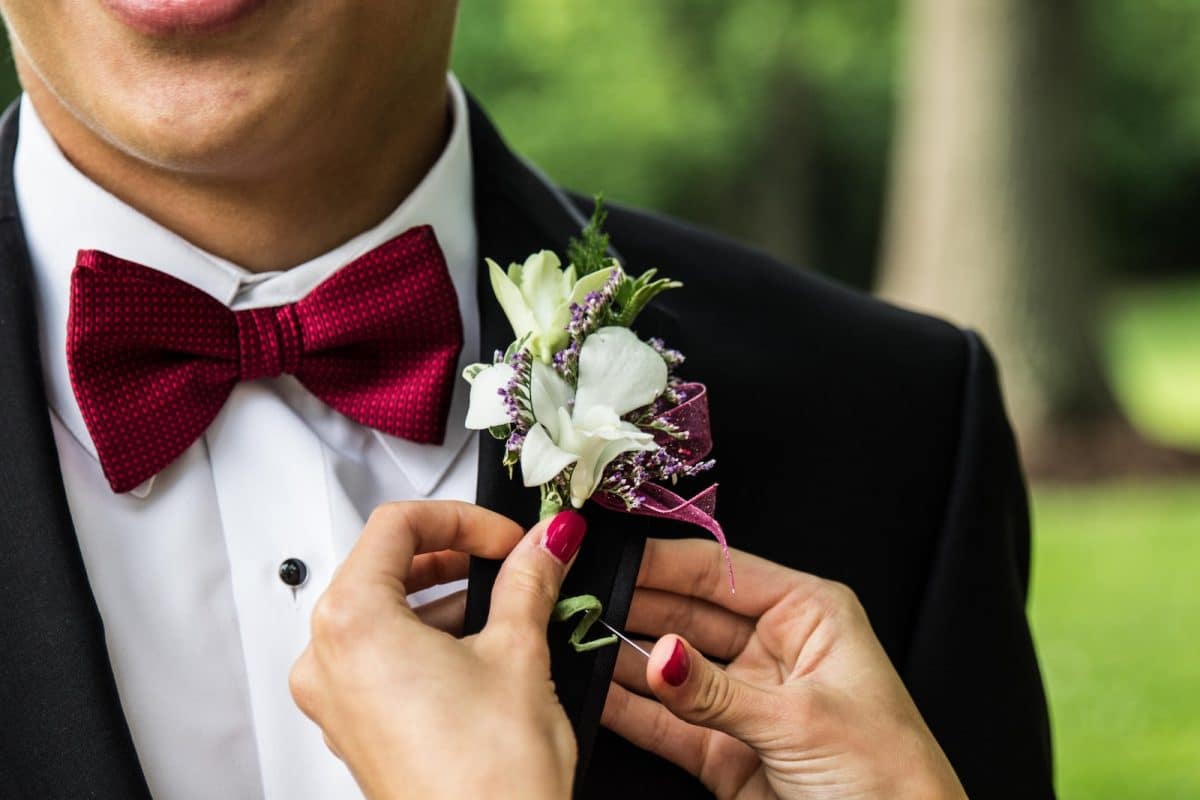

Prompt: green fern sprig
xmin=567 ymin=194 xmax=613 ymax=278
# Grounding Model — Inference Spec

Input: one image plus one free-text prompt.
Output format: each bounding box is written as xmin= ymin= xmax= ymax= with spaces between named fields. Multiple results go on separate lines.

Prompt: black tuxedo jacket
xmin=0 ymin=95 xmax=1054 ymax=799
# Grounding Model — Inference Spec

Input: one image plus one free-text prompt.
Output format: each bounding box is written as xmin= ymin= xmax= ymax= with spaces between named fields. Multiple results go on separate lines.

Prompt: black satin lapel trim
xmin=0 ymin=101 xmax=151 ymax=799
xmin=572 ymin=522 xmax=645 ymax=780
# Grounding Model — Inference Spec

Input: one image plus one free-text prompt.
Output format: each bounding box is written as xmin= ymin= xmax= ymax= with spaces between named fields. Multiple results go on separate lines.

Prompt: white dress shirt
xmin=16 ymin=76 xmax=480 ymax=800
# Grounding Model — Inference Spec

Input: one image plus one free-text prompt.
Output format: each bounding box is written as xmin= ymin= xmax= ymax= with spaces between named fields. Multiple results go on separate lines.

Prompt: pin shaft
xmin=599 ymin=620 xmax=651 ymax=659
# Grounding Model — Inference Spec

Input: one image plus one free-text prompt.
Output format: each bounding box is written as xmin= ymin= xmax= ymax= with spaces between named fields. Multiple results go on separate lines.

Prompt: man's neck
xmin=19 ymin=66 xmax=451 ymax=273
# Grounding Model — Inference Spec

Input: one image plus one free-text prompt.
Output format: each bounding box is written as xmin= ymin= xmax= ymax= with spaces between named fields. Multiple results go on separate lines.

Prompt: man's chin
xmin=99 ymin=101 xmax=302 ymax=178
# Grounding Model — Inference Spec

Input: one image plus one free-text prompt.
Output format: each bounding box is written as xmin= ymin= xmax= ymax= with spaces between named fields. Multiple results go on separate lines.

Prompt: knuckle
xmin=696 ymin=543 xmax=723 ymax=593
xmin=288 ymin=659 xmax=317 ymax=714
xmin=310 ymin=591 xmax=363 ymax=645
xmin=483 ymin=620 xmax=541 ymax=663
xmin=323 ymin=734 xmax=344 ymax=761
xmin=812 ymin=578 xmax=860 ymax=616
xmin=665 ymin=594 xmax=698 ymax=633
xmin=366 ymin=501 xmax=409 ymax=530
xmin=553 ymin=729 xmax=578 ymax=772
xmin=648 ymin=697 xmax=676 ymax=746
xmin=723 ymin=619 xmax=751 ymax=657
xmin=504 ymin=562 xmax=557 ymax=609
xmin=831 ymin=580 xmax=861 ymax=607
xmin=482 ymin=619 xmax=521 ymax=651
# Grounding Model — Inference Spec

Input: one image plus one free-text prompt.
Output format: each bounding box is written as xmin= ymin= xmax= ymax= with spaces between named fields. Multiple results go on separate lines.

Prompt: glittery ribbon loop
xmin=656 ymin=382 xmax=712 ymax=456
xmin=594 ymin=381 xmax=735 ymax=591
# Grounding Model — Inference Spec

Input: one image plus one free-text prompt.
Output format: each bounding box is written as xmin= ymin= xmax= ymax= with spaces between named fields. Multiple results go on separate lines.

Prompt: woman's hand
xmin=289 ymin=501 xmax=588 ymax=800
xmin=603 ymin=538 xmax=967 ymax=800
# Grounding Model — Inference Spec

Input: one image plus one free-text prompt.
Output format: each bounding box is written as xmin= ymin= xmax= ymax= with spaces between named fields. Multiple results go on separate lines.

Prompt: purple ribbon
xmin=592 ymin=383 xmax=735 ymax=592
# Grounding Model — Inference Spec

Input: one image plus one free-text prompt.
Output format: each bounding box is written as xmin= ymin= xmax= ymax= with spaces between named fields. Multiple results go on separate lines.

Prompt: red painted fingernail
xmin=662 ymin=640 xmax=690 ymax=687
xmin=543 ymin=510 xmax=587 ymax=563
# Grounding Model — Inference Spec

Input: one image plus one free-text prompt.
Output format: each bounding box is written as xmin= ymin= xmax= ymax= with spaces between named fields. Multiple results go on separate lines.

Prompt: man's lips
xmin=101 ymin=0 xmax=267 ymax=36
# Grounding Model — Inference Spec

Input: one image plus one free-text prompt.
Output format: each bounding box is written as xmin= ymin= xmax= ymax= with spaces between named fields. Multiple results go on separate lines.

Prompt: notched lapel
xmin=0 ymin=102 xmax=151 ymax=799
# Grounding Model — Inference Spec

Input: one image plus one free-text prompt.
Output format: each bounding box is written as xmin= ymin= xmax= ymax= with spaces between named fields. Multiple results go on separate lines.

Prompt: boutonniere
xmin=464 ymin=199 xmax=733 ymax=603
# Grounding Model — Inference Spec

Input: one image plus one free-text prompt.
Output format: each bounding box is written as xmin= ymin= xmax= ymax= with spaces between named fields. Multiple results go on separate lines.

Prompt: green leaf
xmin=617 ymin=270 xmax=683 ymax=327
xmin=461 ymin=362 xmax=489 ymax=384
xmin=503 ymin=333 xmax=531 ymax=362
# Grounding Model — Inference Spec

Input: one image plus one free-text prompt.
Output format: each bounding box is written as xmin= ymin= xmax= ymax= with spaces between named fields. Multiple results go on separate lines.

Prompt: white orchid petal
xmin=520 ymin=423 xmax=579 ymax=487
xmin=464 ymin=363 xmax=516 ymax=430
xmin=530 ymin=360 xmax=574 ymax=441
xmin=461 ymin=362 xmax=489 ymax=384
xmin=568 ymin=434 xmax=657 ymax=508
xmin=573 ymin=326 xmax=668 ymax=418
xmin=506 ymin=261 xmax=524 ymax=286
xmin=489 ymin=258 xmax=538 ymax=343
xmin=571 ymin=406 xmax=651 ymax=442
xmin=590 ymin=422 xmax=655 ymax=442
xmin=567 ymin=265 xmax=616 ymax=308
xmin=519 ymin=250 xmax=566 ymax=332
xmin=555 ymin=406 xmax=579 ymax=450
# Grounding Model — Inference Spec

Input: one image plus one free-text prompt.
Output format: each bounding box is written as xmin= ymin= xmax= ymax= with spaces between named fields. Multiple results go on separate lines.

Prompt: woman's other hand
xmin=604 ymin=539 xmax=967 ymax=800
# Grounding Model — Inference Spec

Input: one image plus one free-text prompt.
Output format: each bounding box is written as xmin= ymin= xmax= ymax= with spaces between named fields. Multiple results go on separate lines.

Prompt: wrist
xmin=894 ymin=752 xmax=967 ymax=800
xmin=886 ymin=727 xmax=967 ymax=800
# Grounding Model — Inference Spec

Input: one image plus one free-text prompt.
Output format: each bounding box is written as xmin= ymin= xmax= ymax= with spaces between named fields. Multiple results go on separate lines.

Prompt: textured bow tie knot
xmin=236 ymin=304 xmax=304 ymax=380
xmin=67 ymin=225 xmax=465 ymax=493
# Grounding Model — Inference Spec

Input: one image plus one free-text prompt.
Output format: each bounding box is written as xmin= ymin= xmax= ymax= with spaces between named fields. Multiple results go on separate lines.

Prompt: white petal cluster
xmin=488 ymin=251 xmax=615 ymax=364
xmin=466 ymin=327 xmax=667 ymax=508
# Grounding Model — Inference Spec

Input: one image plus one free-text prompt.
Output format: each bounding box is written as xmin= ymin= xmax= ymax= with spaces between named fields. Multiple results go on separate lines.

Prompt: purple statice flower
xmin=598 ymin=434 xmax=715 ymax=510
xmin=647 ymin=337 xmax=686 ymax=370
xmin=496 ymin=347 xmax=534 ymax=431
xmin=554 ymin=267 xmax=623 ymax=381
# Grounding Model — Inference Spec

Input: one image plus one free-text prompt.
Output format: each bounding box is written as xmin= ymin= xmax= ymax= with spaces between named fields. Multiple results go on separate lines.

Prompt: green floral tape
xmin=551 ymin=594 xmax=618 ymax=653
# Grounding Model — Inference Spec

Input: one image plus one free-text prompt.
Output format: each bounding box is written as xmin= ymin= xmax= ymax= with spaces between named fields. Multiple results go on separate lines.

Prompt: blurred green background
xmin=4 ymin=1 xmax=1198 ymax=796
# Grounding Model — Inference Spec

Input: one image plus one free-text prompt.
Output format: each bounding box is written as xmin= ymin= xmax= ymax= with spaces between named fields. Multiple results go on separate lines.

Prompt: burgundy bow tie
xmin=66 ymin=225 xmax=464 ymax=493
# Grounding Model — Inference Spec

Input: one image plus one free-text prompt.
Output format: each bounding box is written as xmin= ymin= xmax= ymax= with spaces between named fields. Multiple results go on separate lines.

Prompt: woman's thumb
xmin=646 ymin=635 xmax=773 ymax=742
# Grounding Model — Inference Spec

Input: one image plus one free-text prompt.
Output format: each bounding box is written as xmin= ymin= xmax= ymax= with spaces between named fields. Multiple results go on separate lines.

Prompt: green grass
xmin=1029 ymin=278 xmax=1200 ymax=798
xmin=1030 ymin=482 xmax=1200 ymax=799
xmin=1106 ymin=279 xmax=1200 ymax=449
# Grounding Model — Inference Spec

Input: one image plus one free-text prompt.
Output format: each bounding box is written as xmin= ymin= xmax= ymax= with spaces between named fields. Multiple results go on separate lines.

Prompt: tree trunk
xmin=877 ymin=0 xmax=1112 ymax=449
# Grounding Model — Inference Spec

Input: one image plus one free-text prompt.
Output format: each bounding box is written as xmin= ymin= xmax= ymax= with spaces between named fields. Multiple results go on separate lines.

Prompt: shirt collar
xmin=17 ymin=74 xmax=478 ymax=498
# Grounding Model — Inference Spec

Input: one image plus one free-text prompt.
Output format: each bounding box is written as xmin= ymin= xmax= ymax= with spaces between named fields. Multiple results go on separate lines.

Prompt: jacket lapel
xmin=0 ymin=102 xmax=151 ymax=799
xmin=464 ymin=95 xmax=680 ymax=785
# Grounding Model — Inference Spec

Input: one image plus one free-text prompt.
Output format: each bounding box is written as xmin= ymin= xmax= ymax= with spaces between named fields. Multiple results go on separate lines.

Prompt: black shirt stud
xmin=278 ymin=558 xmax=309 ymax=588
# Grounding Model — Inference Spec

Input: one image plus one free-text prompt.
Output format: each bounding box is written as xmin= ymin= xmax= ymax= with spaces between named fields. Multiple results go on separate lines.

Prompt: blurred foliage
xmin=0 ymin=3 xmax=1196 ymax=285
xmin=1031 ymin=481 xmax=1200 ymax=799
xmin=453 ymin=0 xmax=1200 ymax=286
xmin=1106 ymin=278 xmax=1200 ymax=447
xmin=454 ymin=0 xmax=897 ymax=287
xmin=1087 ymin=0 xmax=1200 ymax=276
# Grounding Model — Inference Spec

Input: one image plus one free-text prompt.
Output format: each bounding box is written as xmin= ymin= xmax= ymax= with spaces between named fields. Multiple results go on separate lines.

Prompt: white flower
xmin=462 ymin=362 xmax=515 ymax=430
xmin=465 ymin=326 xmax=668 ymax=508
xmin=523 ymin=327 xmax=667 ymax=507
xmin=488 ymin=251 xmax=615 ymax=363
